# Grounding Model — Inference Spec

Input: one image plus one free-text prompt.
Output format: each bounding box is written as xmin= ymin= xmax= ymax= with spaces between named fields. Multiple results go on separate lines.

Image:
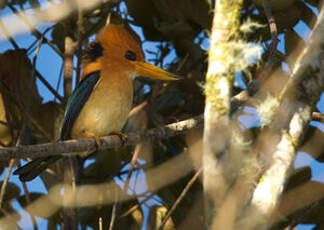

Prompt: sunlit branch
xmin=0 ymin=0 xmax=121 ymax=41
xmin=203 ymin=0 xmax=243 ymax=228
xmin=238 ymin=7 xmax=324 ymax=230
xmin=8 ymin=5 xmax=63 ymax=58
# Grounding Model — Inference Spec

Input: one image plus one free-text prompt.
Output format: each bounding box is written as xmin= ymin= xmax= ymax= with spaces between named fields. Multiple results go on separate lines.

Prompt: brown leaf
xmin=125 ymin=0 xmax=161 ymax=40
xmin=126 ymin=0 xmax=212 ymax=40
xmin=0 ymin=49 xmax=42 ymax=128
xmin=0 ymin=94 xmax=11 ymax=146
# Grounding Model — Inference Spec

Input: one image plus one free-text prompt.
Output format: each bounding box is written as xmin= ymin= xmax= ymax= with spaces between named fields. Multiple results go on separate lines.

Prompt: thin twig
xmin=122 ymin=145 xmax=140 ymax=194
xmin=75 ymin=1 xmax=84 ymax=85
xmin=63 ymin=156 xmax=78 ymax=230
xmin=106 ymin=12 xmax=112 ymax=25
xmin=251 ymin=0 xmax=279 ymax=92
xmin=120 ymin=193 xmax=156 ymax=218
xmin=157 ymin=168 xmax=202 ymax=230
xmin=108 ymin=193 xmax=118 ymax=230
xmin=8 ymin=5 xmax=63 ymax=58
xmin=99 ymin=217 xmax=103 ymax=230
xmin=27 ymin=26 xmax=53 ymax=55
xmin=54 ymin=62 xmax=64 ymax=102
xmin=35 ymin=70 xmax=64 ymax=102
xmin=128 ymin=101 xmax=148 ymax=118
xmin=14 ymin=96 xmax=38 ymax=230
xmin=122 ymin=101 xmax=150 ymax=192
xmin=0 ymin=159 xmax=15 ymax=208
xmin=262 ymin=0 xmax=278 ymax=58
xmin=1 ymin=6 xmax=63 ymax=102
xmin=32 ymin=36 xmax=44 ymax=86
xmin=75 ymin=47 xmax=82 ymax=85
xmin=0 ymin=124 xmax=37 ymax=229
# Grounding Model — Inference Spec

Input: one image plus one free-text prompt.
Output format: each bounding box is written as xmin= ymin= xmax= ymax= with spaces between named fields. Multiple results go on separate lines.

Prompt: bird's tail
xmin=13 ymin=156 xmax=62 ymax=182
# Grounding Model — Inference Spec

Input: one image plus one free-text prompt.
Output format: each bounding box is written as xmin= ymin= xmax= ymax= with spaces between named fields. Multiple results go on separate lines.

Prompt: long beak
xmin=134 ymin=61 xmax=179 ymax=80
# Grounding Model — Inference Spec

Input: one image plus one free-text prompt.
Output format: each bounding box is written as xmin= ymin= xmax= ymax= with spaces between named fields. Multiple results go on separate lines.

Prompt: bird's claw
xmin=82 ymin=130 xmax=102 ymax=147
xmin=110 ymin=131 xmax=128 ymax=145
xmin=94 ymin=136 xmax=101 ymax=147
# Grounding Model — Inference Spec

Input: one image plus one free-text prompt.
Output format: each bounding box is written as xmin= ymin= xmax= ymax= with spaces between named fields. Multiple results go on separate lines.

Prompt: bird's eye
xmin=125 ymin=50 xmax=136 ymax=61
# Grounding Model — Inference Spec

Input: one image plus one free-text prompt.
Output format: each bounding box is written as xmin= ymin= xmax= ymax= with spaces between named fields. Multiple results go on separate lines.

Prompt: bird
xmin=14 ymin=24 xmax=178 ymax=181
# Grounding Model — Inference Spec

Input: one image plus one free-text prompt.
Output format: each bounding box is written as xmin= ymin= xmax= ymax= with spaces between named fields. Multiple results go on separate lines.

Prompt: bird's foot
xmin=110 ymin=131 xmax=128 ymax=145
xmin=82 ymin=130 xmax=101 ymax=147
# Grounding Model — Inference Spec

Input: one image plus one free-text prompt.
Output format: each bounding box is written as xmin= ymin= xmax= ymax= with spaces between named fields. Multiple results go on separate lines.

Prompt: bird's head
xmin=83 ymin=24 xmax=178 ymax=81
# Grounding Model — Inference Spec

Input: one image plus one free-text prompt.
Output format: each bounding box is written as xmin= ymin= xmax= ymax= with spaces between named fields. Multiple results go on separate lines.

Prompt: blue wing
xmin=60 ymin=71 xmax=100 ymax=140
xmin=13 ymin=71 xmax=101 ymax=181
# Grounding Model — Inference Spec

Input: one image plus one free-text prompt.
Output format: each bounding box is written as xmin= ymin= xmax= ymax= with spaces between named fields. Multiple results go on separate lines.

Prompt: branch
xmin=0 ymin=115 xmax=203 ymax=160
xmin=312 ymin=112 xmax=324 ymax=122
xmin=8 ymin=5 xmax=63 ymax=58
xmin=0 ymin=160 xmax=15 ymax=208
xmin=158 ymin=168 xmax=202 ymax=230
xmin=203 ymin=0 xmax=243 ymax=227
xmin=251 ymin=0 xmax=279 ymax=92
xmin=63 ymin=35 xmax=76 ymax=98
xmin=238 ymin=7 xmax=324 ymax=229
xmin=242 ymin=104 xmax=312 ymax=230
xmin=0 ymin=89 xmax=320 ymax=161
xmin=262 ymin=0 xmax=278 ymax=59
xmin=35 ymin=70 xmax=64 ymax=103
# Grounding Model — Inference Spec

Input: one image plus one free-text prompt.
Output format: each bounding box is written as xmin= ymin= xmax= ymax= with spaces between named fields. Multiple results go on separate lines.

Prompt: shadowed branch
xmin=0 ymin=115 xmax=203 ymax=160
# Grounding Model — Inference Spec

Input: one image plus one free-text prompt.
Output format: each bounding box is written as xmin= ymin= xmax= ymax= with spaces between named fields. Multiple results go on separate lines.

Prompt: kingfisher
xmin=14 ymin=24 xmax=178 ymax=181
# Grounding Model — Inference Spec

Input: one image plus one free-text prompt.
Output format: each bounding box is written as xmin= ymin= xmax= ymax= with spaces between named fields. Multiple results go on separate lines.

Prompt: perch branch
xmin=0 ymin=160 xmax=15 ymax=208
xmin=0 ymin=115 xmax=203 ymax=160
